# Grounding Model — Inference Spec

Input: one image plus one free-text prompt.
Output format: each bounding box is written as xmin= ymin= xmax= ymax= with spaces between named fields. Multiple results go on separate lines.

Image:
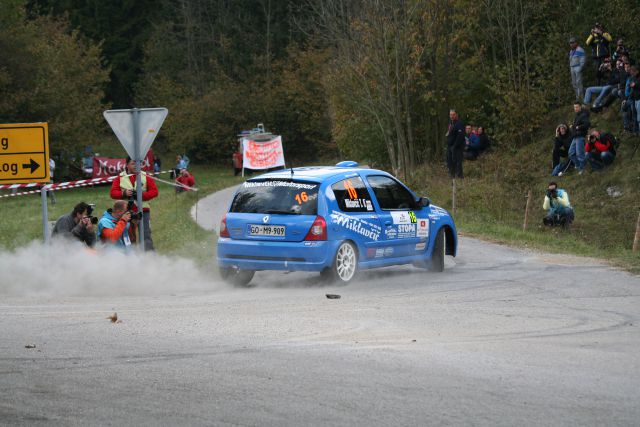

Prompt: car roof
xmin=248 ymin=165 xmax=392 ymax=183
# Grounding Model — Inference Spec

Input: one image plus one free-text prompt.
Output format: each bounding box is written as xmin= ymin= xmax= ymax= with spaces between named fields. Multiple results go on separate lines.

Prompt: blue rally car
xmin=217 ymin=162 xmax=457 ymax=286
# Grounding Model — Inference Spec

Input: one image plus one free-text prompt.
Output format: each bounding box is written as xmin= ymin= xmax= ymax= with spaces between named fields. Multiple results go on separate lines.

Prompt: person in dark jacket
xmin=586 ymin=23 xmax=613 ymax=84
xmin=568 ymin=102 xmax=590 ymax=174
xmin=551 ymin=124 xmax=573 ymax=176
xmin=585 ymin=57 xmax=624 ymax=111
xmin=52 ymin=202 xmax=97 ymax=247
xmin=628 ymin=66 xmax=640 ymax=134
xmin=612 ymin=39 xmax=630 ymax=63
xmin=446 ymin=109 xmax=465 ymax=178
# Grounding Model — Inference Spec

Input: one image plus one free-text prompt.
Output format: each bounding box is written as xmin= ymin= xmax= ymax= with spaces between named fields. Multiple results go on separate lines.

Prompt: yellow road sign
xmin=0 ymin=123 xmax=49 ymax=183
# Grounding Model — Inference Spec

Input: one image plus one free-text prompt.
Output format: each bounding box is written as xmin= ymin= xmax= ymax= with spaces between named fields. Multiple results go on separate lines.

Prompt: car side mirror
xmin=418 ymin=196 xmax=430 ymax=207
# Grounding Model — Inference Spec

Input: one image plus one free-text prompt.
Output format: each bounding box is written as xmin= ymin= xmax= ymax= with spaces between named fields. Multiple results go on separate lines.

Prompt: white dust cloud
xmin=0 ymin=240 xmax=224 ymax=297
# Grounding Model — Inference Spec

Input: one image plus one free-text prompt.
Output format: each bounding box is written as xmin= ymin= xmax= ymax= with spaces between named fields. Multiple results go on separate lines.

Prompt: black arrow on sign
xmin=22 ymin=158 xmax=40 ymax=173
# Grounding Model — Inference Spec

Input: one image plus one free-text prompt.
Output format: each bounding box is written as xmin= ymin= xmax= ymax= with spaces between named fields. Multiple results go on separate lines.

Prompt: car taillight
xmin=219 ymin=215 xmax=230 ymax=238
xmin=304 ymin=216 xmax=327 ymax=241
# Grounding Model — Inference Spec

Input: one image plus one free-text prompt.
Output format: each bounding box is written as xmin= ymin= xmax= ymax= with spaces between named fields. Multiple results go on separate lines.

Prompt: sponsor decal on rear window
xmin=243 ymin=181 xmax=318 ymax=190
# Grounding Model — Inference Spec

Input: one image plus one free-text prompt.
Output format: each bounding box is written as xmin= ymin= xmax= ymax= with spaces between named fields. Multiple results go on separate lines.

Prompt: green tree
xmin=0 ymin=8 xmax=109 ymax=166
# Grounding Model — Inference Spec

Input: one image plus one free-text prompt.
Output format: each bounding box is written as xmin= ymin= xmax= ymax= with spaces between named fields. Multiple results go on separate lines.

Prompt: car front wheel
xmin=428 ymin=228 xmax=445 ymax=272
xmin=219 ymin=266 xmax=255 ymax=287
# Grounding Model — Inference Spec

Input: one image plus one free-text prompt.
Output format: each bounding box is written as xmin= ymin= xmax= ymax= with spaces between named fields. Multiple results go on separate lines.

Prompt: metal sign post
xmin=103 ymin=108 xmax=168 ymax=251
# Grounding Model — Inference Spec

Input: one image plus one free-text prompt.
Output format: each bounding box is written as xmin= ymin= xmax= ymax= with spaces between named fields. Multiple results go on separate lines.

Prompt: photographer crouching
xmin=97 ymin=200 xmax=135 ymax=252
xmin=585 ymin=129 xmax=616 ymax=171
xmin=52 ymin=202 xmax=97 ymax=247
xmin=542 ymin=182 xmax=574 ymax=228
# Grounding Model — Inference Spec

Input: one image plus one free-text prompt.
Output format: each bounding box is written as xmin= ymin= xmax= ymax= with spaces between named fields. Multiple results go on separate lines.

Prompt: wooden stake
xmin=523 ymin=190 xmax=532 ymax=231
xmin=633 ymin=211 xmax=640 ymax=253
xmin=452 ymin=178 xmax=457 ymax=216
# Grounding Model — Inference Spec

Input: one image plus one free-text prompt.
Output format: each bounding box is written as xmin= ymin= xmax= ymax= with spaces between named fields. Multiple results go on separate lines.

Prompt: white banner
xmin=242 ymin=136 xmax=285 ymax=170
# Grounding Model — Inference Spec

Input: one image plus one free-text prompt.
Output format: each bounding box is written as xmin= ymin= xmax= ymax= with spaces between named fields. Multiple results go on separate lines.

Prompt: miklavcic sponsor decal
xmin=330 ymin=210 xmax=381 ymax=241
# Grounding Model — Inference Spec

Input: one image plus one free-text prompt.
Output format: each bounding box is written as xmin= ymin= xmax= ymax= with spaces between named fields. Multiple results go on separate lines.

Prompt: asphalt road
xmin=1 ymin=187 xmax=639 ymax=426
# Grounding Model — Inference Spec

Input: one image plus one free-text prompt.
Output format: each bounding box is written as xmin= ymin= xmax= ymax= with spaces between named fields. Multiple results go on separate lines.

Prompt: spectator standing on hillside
xmin=446 ymin=109 xmax=465 ymax=178
xmin=153 ymin=154 xmax=161 ymax=174
xmin=628 ymin=66 xmax=640 ymax=134
xmin=48 ymin=157 xmax=56 ymax=204
xmin=543 ymin=182 xmax=574 ymax=227
xmin=585 ymin=129 xmax=616 ymax=171
xmin=586 ymin=23 xmax=613 ymax=84
xmin=110 ymin=157 xmax=159 ymax=251
xmin=568 ymin=102 xmax=590 ymax=175
xmin=551 ymin=124 xmax=573 ymax=176
xmin=569 ymin=37 xmax=586 ymax=101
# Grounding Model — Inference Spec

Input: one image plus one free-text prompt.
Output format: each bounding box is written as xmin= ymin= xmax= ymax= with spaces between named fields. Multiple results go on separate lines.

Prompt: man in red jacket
xmin=110 ymin=157 xmax=159 ymax=250
xmin=175 ymin=168 xmax=196 ymax=193
xmin=585 ymin=129 xmax=616 ymax=171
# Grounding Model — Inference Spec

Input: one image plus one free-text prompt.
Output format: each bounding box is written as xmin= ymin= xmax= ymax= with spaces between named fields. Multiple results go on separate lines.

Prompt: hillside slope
xmin=411 ymin=107 xmax=640 ymax=273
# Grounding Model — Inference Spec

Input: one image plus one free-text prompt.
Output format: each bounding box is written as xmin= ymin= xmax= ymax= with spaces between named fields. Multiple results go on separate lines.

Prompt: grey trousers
xmin=142 ymin=210 xmax=154 ymax=251
xmin=571 ymin=68 xmax=583 ymax=101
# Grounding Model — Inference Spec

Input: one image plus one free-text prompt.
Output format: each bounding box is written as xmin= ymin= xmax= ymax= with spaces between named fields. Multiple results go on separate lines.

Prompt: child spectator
xmin=585 ymin=129 xmax=616 ymax=171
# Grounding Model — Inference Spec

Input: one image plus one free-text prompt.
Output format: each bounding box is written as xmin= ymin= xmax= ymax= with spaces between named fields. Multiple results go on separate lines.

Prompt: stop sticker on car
xmin=417 ymin=218 xmax=429 ymax=238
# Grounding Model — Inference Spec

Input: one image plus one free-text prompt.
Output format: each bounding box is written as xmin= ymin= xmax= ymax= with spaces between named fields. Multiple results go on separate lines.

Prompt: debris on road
xmin=326 ymin=294 xmax=341 ymax=299
xmin=24 ymin=344 xmax=36 ymax=349
xmin=107 ymin=313 xmax=121 ymax=323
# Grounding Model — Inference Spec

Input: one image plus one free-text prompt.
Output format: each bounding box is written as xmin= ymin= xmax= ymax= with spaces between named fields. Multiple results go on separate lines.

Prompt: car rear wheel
xmin=219 ymin=266 xmax=255 ymax=287
xmin=428 ymin=228 xmax=445 ymax=272
xmin=332 ymin=241 xmax=358 ymax=283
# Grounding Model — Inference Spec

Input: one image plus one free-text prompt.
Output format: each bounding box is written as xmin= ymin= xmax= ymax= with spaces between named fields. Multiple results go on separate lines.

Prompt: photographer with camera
xmin=110 ymin=156 xmax=159 ymax=251
xmin=52 ymin=202 xmax=97 ymax=247
xmin=543 ymin=182 xmax=574 ymax=227
xmin=585 ymin=129 xmax=616 ymax=171
xmin=97 ymin=200 xmax=133 ymax=251
xmin=586 ymin=23 xmax=613 ymax=85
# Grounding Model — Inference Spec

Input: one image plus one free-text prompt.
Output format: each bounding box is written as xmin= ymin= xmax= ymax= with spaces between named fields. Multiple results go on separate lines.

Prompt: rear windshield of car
xmin=230 ymin=180 xmax=319 ymax=215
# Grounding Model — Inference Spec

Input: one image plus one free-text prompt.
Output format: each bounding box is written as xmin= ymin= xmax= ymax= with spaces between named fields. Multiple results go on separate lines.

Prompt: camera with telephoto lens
xmin=86 ymin=203 xmax=99 ymax=224
xmin=547 ymin=189 xmax=558 ymax=199
xmin=126 ymin=198 xmax=143 ymax=220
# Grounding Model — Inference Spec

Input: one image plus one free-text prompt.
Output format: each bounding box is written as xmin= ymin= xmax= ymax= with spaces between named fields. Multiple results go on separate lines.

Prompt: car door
xmin=327 ymin=175 xmax=384 ymax=260
xmin=365 ymin=174 xmax=428 ymax=258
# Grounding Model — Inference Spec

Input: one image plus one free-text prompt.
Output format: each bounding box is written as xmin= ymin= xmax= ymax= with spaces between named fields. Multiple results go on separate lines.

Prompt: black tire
xmin=219 ymin=266 xmax=255 ymax=287
xmin=322 ymin=241 xmax=358 ymax=284
xmin=428 ymin=228 xmax=445 ymax=272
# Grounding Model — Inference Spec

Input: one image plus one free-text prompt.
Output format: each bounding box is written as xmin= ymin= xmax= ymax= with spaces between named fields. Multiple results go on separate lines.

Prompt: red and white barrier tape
xmin=0 ymin=170 xmax=176 ymax=199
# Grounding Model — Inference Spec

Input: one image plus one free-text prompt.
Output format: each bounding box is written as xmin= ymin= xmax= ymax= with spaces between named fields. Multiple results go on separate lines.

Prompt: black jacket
xmin=572 ymin=110 xmax=590 ymax=137
xmin=447 ymin=120 xmax=465 ymax=148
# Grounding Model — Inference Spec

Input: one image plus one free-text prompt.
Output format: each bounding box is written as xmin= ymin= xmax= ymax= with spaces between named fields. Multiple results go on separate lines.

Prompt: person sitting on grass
xmin=585 ymin=129 xmax=616 ymax=171
xmin=551 ymin=124 xmax=573 ymax=176
xmin=543 ymin=182 xmax=574 ymax=227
